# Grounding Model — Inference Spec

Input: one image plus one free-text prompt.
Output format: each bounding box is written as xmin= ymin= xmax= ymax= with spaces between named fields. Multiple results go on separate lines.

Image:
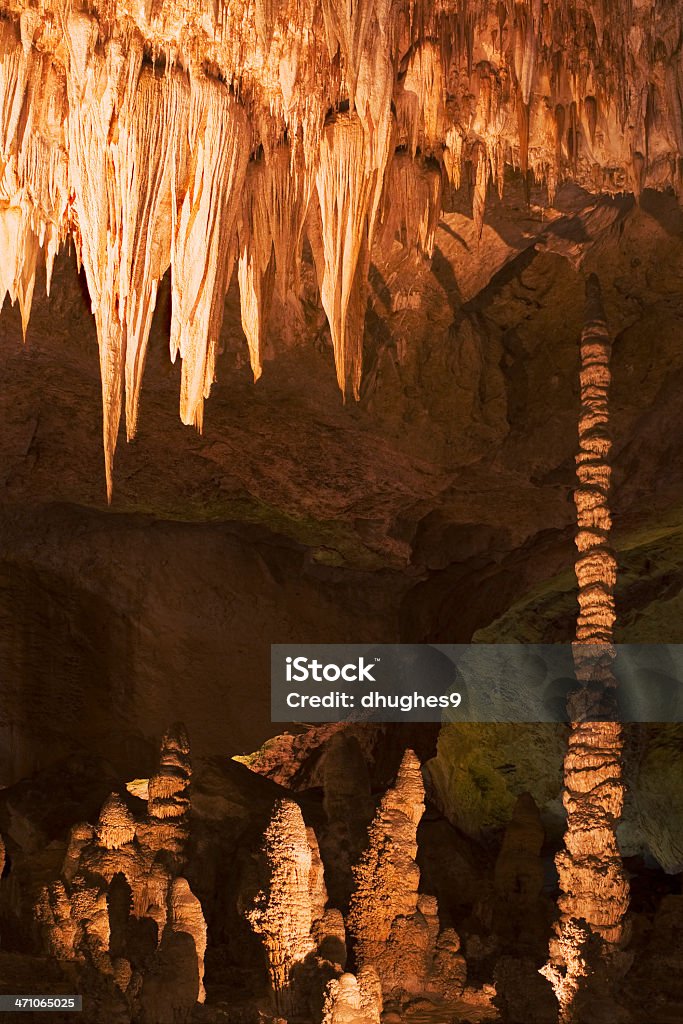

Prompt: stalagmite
xmin=35 ymin=725 xmax=206 ymax=1017
xmin=168 ymin=877 xmax=207 ymax=1004
xmin=148 ymin=723 xmax=192 ymax=822
xmin=246 ymin=797 xmax=329 ymax=1014
xmin=541 ymin=275 xmax=630 ymax=1022
xmin=322 ymin=967 xmax=383 ymax=1024
xmin=347 ymin=749 xmax=452 ymax=999
xmin=95 ymin=794 xmax=136 ymax=851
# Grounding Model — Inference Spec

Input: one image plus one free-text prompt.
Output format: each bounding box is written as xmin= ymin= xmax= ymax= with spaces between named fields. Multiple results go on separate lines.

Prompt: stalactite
xmin=238 ymin=159 xmax=275 ymax=382
xmin=379 ymin=153 xmax=442 ymax=259
xmin=513 ymin=3 xmax=536 ymax=108
xmin=541 ymin=274 xmax=630 ymax=1023
xmin=584 ymin=95 xmax=598 ymax=145
xmin=170 ymin=74 xmax=249 ymax=432
xmin=314 ymin=112 xmax=374 ymax=399
xmin=396 ymin=40 xmax=445 ymax=157
xmin=0 ymin=0 xmax=680 ymax=491
xmin=120 ymin=69 xmax=189 ymax=442
xmin=63 ymin=17 xmax=141 ymax=500
xmin=237 ymin=144 xmax=312 ymax=380
xmin=517 ymin=96 xmax=530 ymax=180
xmin=320 ymin=0 xmax=376 ymax=107
xmin=444 ymin=125 xmax=464 ymax=189
xmin=267 ymin=144 xmax=313 ymax=303
xmin=0 ymin=22 xmax=68 ymax=340
xmin=472 ymin=141 xmax=489 ymax=239
xmin=568 ymin=100 xmax=579 ymax=174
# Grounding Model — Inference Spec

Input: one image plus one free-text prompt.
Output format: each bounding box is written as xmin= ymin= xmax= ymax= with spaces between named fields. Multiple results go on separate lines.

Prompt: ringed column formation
xmin=542 ymin=274 xmax=629 ymax=1022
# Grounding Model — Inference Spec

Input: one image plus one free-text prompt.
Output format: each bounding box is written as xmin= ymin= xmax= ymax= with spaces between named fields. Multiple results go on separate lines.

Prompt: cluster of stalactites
xmin=0 ymin=0 xmax=682 ymax=492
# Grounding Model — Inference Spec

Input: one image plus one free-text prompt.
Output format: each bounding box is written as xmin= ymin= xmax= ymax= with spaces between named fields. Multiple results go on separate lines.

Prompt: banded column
xmin=542 ymin=275 xmax=629 ymax=1022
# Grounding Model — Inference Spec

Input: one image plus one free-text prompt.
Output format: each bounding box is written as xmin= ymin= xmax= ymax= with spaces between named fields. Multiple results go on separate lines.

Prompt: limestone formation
xmin=0 ymin=1 xmax=681 ymax=494
xmin=321 ymin=967 xmax=383 ymax=1024
xmin=35 ymin=725 xmax=206 ymax=1022
xmin=246 ymin=797 xmax=337 ymax=1015
xmin=541 ymin=276 xmax=630 ymax=1022
xmin=432 ymin=928 xmax=467 ymax=1002
xmin=347 ymin=749 xmax=460 ymax=999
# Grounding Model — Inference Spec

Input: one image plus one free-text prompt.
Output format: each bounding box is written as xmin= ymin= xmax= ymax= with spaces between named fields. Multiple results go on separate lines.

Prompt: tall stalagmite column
xmin=542 ymin=275 xmax=629 ymax=1022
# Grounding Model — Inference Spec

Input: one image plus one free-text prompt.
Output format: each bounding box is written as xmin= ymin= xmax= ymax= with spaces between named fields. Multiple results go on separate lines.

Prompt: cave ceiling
xmin=0 ymin=0 xmax=681 ymax=491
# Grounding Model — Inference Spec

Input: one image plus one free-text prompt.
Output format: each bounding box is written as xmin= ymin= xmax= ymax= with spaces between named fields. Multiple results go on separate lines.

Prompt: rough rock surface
xmin=321 ymin=968 xmax=383 ymax=1024
xmin=35 ymin=725 xmax=206 ymax=1023
xmin=542 ymin=277 xmax=630 ymax=1024
xmin=245 ymin=797 xmax=343 ymax=1016
xmin=346 ymin=749 xmax=465 ymax=1003
xmin=2 ymin=191 xmax=683 ymax=791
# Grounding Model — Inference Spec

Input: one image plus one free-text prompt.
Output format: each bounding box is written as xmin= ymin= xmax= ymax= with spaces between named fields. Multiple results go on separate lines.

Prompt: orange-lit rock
xmin=347 ymin=749 xmax=464 ymax=1001
xmin=0 ymin=0 xmax=680 ymax=494
xmin=542 ymin=275 xmax=630 ymax=1022
xmin=35 ymin=725 xmax=206 ymax=1022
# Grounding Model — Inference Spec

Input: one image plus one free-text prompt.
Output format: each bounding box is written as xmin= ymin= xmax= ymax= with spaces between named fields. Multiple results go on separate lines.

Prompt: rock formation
xmin=347 ymin=749 xmax=465 ymax=1002
xmin=541 ymin=276 xmax=630 ymax=1022
xmin=35 ymin=725 xmax=206 ymax=1022
xmin=321 ymin=967 xmax=383 ymax=1024
xmin=246 ymin=796 xmax=345 ymax=1016
xmin=0 ymin=1 xmax=681 ymax=494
